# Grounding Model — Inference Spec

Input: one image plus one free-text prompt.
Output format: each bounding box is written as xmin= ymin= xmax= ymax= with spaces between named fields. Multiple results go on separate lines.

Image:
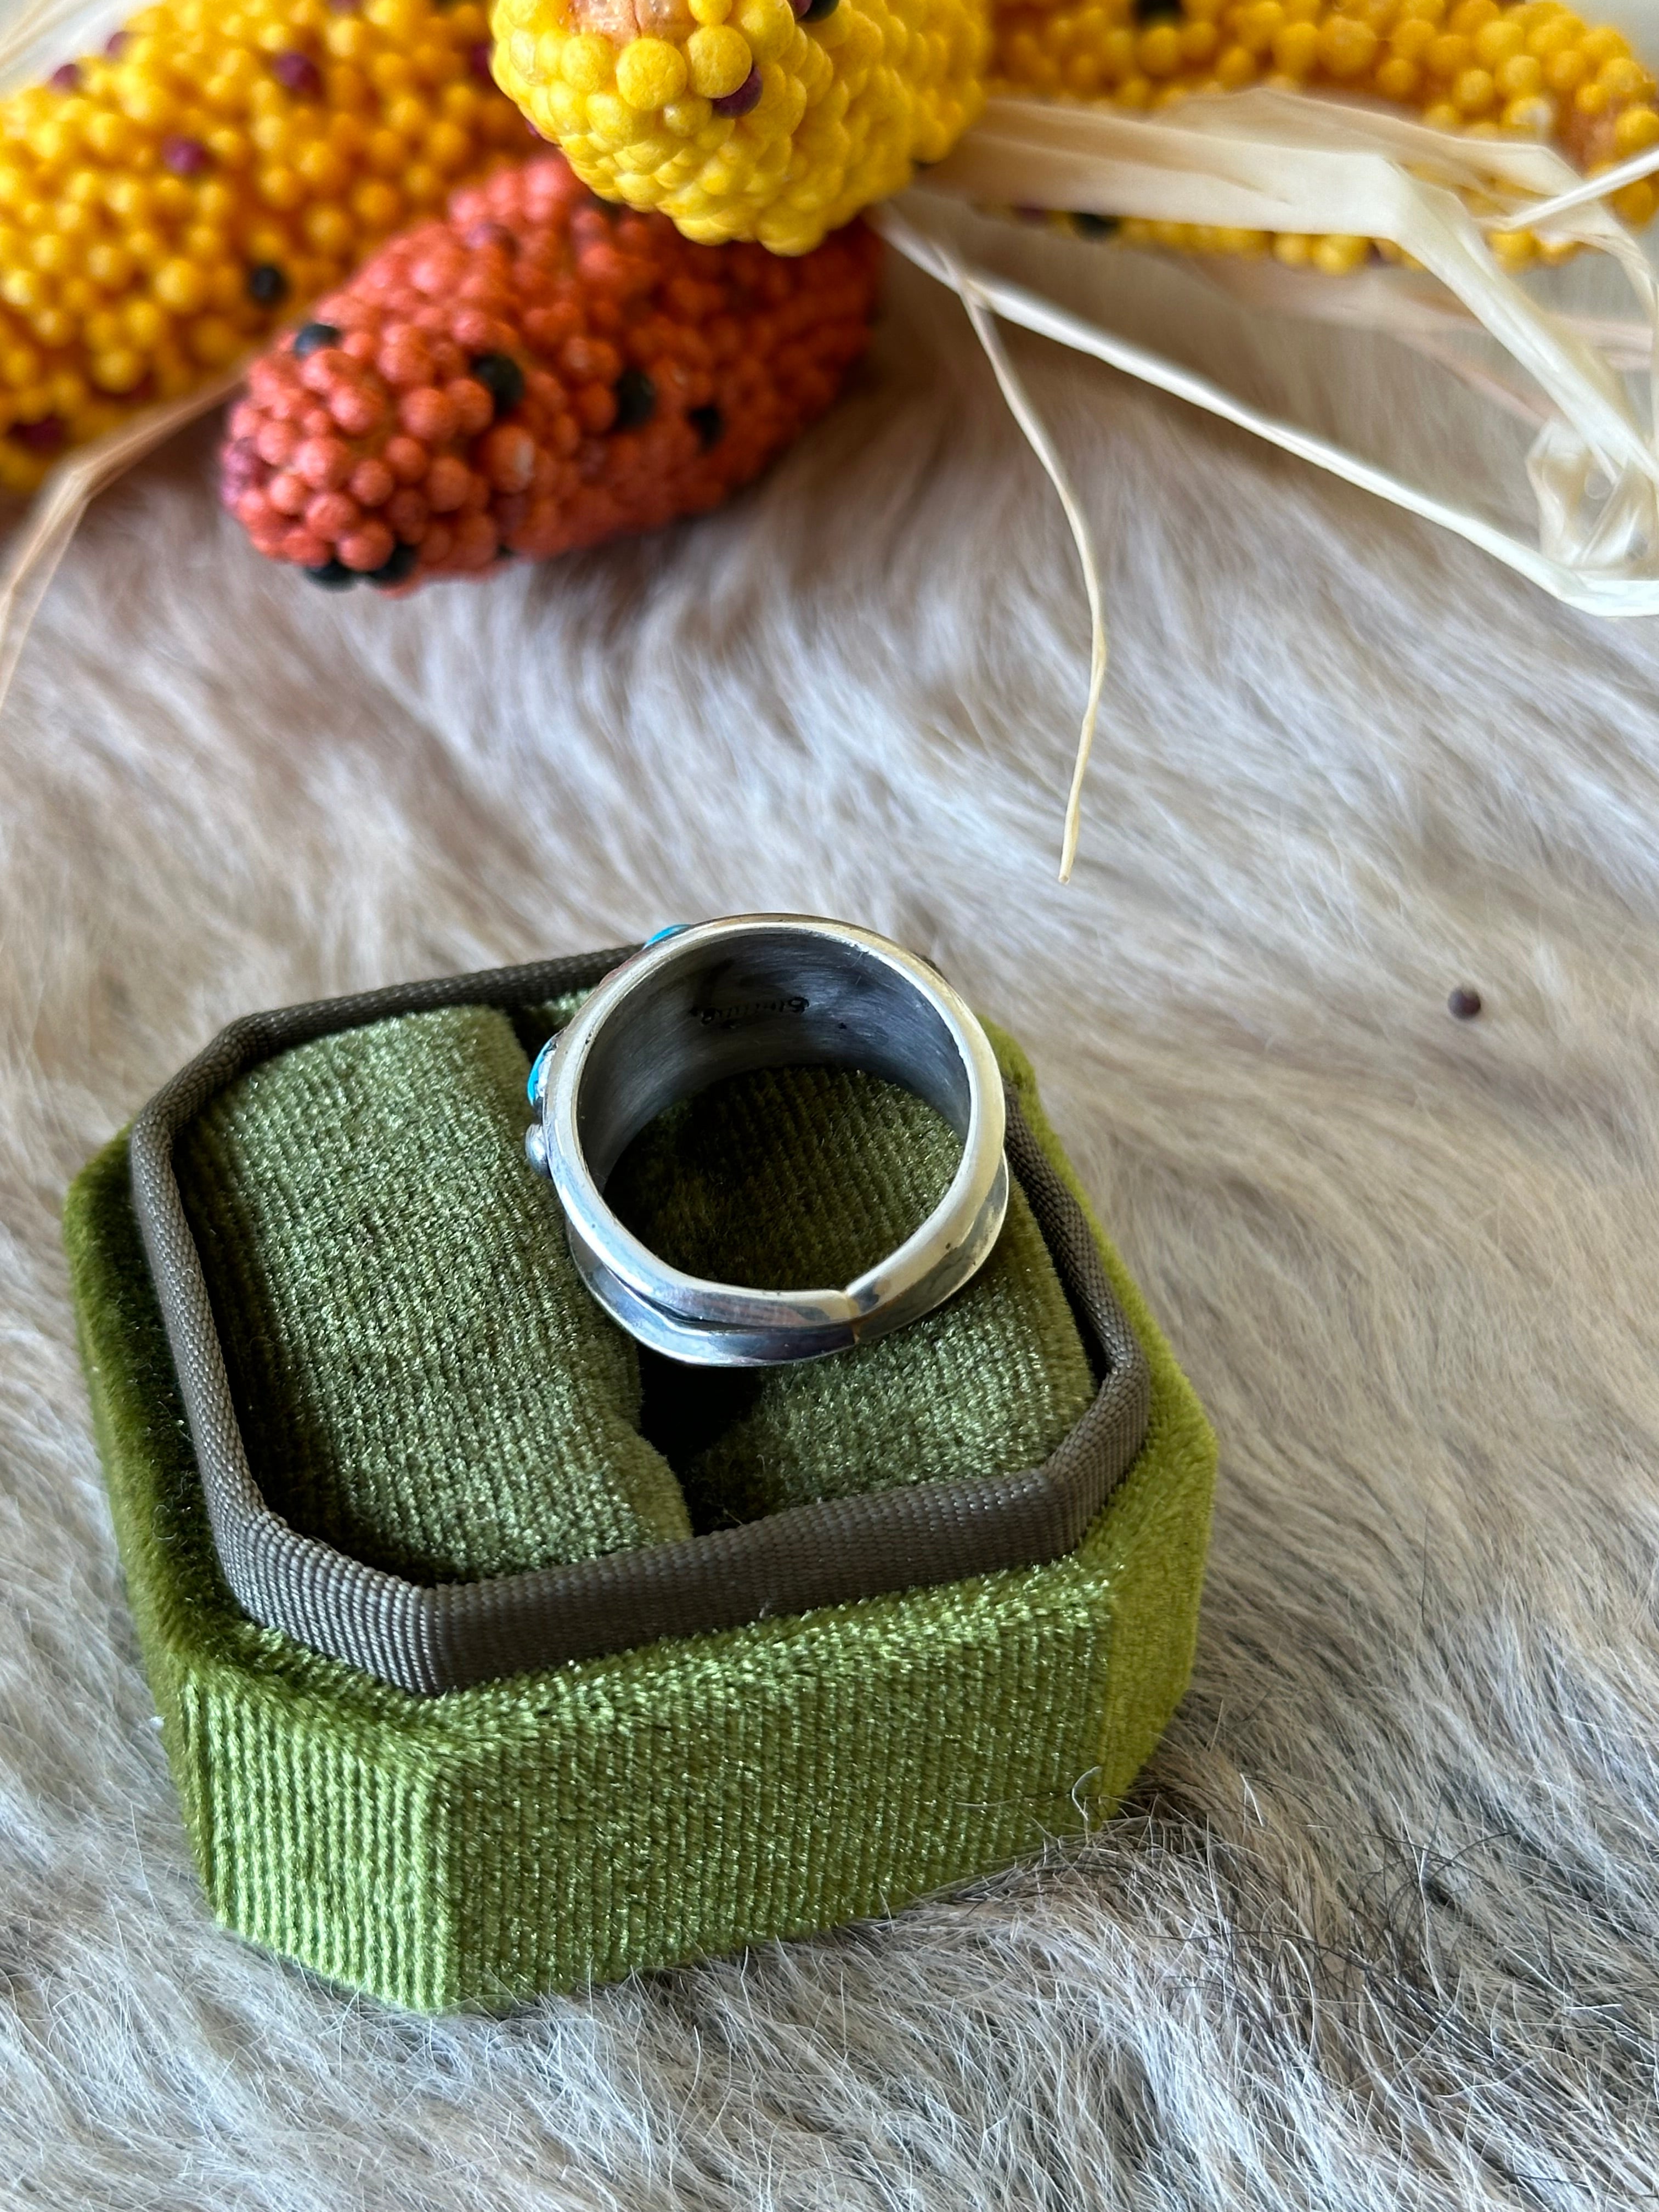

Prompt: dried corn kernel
xmin=0 ymin=0 xmax=535 ymax=493
xmin=989 ymin=0 xmax=1659 ymax=275
xmin=490 ymin=0 xmax=991 ymax=253
xmin=222 ymin=153 xmax=880 ymax=585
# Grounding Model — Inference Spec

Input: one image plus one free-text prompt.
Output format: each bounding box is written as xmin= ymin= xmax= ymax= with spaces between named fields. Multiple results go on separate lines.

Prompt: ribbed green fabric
xmin=178 ymin=1003 xmax=691 ymax=1582
xmin=64 ymin=1017 xmax=1217 ymax=2011
xmin=610 ymin=1064 xmax=957 ymax=1288
xmin=607 ymin=1065 xmax=1097 ymax=1526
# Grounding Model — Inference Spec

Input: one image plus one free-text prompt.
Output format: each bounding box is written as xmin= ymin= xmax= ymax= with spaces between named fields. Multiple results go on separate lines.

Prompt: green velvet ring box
xmin=64 ymin=951 xmax=1216 ymax=2011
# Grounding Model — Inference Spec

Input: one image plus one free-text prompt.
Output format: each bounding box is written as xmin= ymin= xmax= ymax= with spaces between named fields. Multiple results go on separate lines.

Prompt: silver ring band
xmin=523 ymin=915 xmax=1010 ymax=1366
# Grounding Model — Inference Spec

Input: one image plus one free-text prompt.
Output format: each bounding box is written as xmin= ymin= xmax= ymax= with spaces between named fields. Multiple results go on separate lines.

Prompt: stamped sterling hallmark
xmin=692 ymin=992 xmax=810 ymax=1027
xmin=523 ymin=915 xmax=1011 ymax=1367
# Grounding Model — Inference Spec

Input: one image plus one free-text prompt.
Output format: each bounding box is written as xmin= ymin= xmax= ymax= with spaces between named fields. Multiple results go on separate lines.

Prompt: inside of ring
xmin=574 ymin=928 xmax=972 ymax=1190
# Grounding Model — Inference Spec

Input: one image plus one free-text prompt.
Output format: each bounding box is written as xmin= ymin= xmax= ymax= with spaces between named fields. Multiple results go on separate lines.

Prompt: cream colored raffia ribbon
xmin=1190 ymin=256 xmax=1656 ymax=422
xmin=915 ymin=92 xmax=1659 ymax=592
xmin=881 ymin=194 xmax=1647 ymax=598
xmin=921 ymin=226 xmax=1109 ymax=884
xmin=1491 ymin=134 xmax=1659 ymax=233
xmin=879 ymin=92 xmax=1659 ymax=872
xmin=0 ymin=367 xmax=243 ymax=719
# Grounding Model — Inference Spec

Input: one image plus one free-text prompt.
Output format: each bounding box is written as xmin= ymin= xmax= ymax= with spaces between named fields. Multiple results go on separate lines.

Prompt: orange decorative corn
xmin=221 ymin=152 xmax=881 ymax=584
xmin=0 ymin=0 xmax=534 ymax=494
xmin=990 ymin=0 xmax=1659 ymax=269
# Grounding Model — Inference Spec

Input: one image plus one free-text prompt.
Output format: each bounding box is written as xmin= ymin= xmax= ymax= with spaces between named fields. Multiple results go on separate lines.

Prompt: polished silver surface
xmin=523 ymin=915 xmax=1009 ymax=1365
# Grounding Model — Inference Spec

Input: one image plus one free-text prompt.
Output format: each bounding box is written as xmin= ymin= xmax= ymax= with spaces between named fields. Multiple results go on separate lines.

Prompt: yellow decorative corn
xmin=990 ymin=0 xmax=1659 ymax=270
xmin=0 ymin=0 xmax=533 ymax=492
xmin=488 ymin=0 xmax=991 ymax=253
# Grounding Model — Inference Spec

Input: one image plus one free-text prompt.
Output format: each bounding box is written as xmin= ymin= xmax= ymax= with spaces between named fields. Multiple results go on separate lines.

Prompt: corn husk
xmin=875 ymin=82 xmax=1659 ymax=868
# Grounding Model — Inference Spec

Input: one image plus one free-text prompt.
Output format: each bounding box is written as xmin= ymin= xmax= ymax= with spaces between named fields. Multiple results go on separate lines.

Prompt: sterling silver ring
xmin=522 ymin=915 xmax=1010 ymax=1366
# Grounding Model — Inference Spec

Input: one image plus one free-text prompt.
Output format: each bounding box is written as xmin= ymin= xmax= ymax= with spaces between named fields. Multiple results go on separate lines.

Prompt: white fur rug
xmin=6 ymin=223 xmax=1659 ymax=2210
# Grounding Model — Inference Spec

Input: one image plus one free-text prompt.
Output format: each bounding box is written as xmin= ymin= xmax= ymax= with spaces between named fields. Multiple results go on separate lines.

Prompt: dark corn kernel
xmin=14 ymin=415 xmax=65 ymax=452
xmin=688 ymin=403 xmax=724 ymax=450
xmin=471 ymin=352 xmax=526 ymax=415
xmin=161 ymin=134 xmax=211 ymax=176
xmin=801 ymin=0 xmax=840 ymax=18
xmin=710 ymin=67 xmax=763 ymax=118
xmin=305 ymin=558 xmax=357 ymax=588
xmin=1071 ymin=211 xmax=1119 ymax=238
xmin=369 ymin=540 xmax=420 ymax=586
xmin=271 ymin=50 xmax=324 ymax=97
xmin=612 ymin=366 xmax=656 ymax=430
xmin=1448 ymin=987 xmax=1483 ymax=1020
xmin=292 ymin=322 xmax=340 ymax=357
xmin=246 ymin=263 xmax=290 ymax=307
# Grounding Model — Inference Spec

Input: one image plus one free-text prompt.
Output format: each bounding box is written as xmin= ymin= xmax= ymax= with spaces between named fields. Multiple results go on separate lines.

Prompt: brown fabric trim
xmin=128 ymin=952 xmax=1152 ymax=1696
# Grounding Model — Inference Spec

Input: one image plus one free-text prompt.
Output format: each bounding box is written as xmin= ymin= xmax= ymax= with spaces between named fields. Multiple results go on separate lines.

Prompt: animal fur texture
xmin=4 ymin=212 xmax=1659 ymax=2210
